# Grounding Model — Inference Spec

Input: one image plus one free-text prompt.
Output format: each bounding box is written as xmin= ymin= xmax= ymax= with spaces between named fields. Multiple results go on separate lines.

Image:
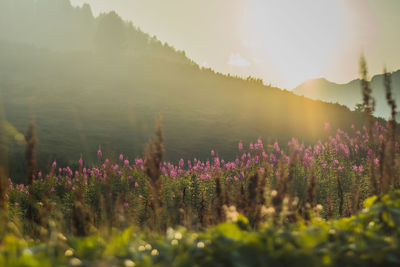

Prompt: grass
xmin=1 ymin=190 xmax=400 ymax=266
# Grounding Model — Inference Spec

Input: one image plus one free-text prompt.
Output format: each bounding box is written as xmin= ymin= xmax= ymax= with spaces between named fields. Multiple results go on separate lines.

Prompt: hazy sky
xmin=71 ymin=0 xmax=400 ymax=89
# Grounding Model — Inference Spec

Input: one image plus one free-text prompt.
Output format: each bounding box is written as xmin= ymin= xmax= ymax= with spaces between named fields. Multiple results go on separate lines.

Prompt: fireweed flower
xmin=274 ymin=142 xmax=280 ymax=152
xmin=324 ymin=122 xmax=330 ymax=130
xmin=257 ymin=138 xmax=263 ymax=149
xmin=119 ymin=154 xmax=124 ymax=161
xmin=97 ymin=149 xmax=102 ymax=158
xmin=124 ymin=160 xmax=129 ymax=166
xmin=79 ymin=158 xmax=83 ymax=166
xmin=179 ymin=158 xmax=184 ymax=168
xmin=52 ymin=161 xmax=57 ymax=168
xmin=214 ymin=157 xmax=220 ymax=167
xmin=238 ymin=142 xmax=243 ymax=151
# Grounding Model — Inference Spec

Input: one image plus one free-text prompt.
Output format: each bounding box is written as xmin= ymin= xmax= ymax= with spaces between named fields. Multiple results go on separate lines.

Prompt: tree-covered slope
xmin=0 ymin=0 xmax=369 ymax=180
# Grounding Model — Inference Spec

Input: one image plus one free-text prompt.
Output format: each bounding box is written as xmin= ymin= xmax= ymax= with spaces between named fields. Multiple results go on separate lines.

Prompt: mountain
xmin=293 ymin=71 xmax=400 ymax=119
xmin=0 ymin=0 xmax=371 ymax=181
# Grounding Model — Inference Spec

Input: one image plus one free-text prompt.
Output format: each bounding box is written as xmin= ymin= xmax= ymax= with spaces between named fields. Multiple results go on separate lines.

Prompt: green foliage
xmin=1 ymin=191 xmax=400 ymax=266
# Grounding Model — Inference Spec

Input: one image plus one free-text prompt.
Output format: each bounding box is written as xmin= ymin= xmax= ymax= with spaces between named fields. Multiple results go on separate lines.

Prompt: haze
xmin=70 ymin=0 xmax=400 ymax=89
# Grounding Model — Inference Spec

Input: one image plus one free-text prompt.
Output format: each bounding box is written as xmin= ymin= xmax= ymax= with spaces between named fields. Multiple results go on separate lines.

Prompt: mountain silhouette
xmin=293 ymin=71 xmax=400 ymax=119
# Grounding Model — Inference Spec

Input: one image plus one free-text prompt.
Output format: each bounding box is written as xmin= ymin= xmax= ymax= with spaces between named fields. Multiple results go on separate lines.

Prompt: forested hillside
xmin=0 ymin=0 xmax=369 ymax=181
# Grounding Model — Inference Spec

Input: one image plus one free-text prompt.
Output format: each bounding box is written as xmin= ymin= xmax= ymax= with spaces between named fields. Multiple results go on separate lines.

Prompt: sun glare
xmin=243 ymin=0 xmax=349 ymax=88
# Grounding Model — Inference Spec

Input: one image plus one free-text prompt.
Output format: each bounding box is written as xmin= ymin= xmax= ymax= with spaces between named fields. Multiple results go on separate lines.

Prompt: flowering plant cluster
xmin=4 ymin=121 xmax=399 ymax=236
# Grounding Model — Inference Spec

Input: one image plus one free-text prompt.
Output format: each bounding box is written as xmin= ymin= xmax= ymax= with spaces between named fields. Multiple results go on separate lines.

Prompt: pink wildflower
xmin=274 ymin=142 xmax=280 ymax=152
xmin=238 ymin=142 xmax=243 ymax=151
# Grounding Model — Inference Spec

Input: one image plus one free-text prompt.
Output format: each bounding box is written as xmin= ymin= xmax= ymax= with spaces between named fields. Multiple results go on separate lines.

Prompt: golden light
xmin=242 ymin=0 xmax=350 ymax=88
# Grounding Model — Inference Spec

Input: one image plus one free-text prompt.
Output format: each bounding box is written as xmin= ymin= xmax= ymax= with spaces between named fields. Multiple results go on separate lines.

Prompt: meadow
xmin=1 ymin=1 xmax=400 ymax=266
xmin=1 ymin=114 xmax=400 ymax=266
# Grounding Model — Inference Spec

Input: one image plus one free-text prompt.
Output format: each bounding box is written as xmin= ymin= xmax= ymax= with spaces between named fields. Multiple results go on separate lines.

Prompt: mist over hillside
xmin=293 ymin=70 xmax=400 ymax=119
xmin=0 ymin=0 xmax=371 ymax=181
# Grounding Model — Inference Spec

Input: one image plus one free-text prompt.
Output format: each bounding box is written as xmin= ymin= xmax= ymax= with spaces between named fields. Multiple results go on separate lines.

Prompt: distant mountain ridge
xmin=293 ymin=70 xmax=400 ymax=118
